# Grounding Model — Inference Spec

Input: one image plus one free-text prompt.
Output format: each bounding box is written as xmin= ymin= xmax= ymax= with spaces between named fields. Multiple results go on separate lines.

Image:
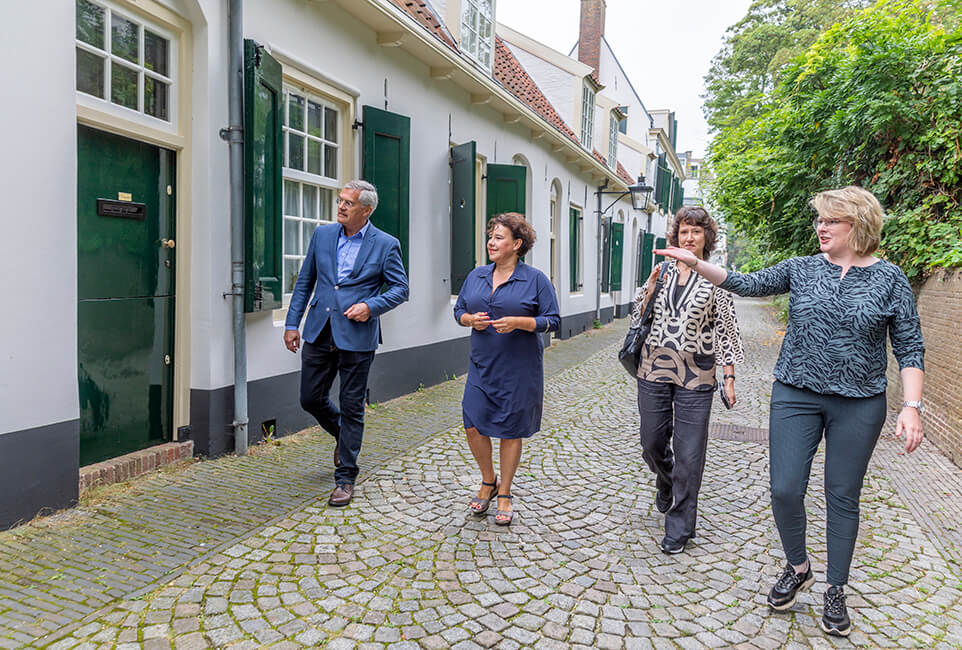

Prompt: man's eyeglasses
xmin=337 ymin=197 xmax=356 ymax=208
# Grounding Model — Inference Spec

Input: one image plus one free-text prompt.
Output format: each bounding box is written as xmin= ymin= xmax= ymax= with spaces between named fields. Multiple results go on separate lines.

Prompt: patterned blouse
xmin=634 ymin=262 xmax=744 ymax=391
xmin=719 ymin=254 xmax=924 ymax=397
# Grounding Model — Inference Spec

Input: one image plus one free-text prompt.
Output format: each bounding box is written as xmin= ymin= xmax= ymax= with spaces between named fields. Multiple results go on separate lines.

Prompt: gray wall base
xmin=557 ymin=307 xmax=615 ymax=340
xmin=0 ymin=420 xmax=79 ymax=530
xmin=189 ymin=335 xmax=472 ymax=457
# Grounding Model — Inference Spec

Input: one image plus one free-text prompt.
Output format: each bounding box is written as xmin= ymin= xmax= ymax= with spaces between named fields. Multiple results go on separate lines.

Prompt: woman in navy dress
xmin=454 ymin=213 xmax=560 ymax=525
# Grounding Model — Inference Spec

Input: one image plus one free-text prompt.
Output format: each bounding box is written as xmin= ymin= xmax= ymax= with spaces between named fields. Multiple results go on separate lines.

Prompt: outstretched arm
xmin=653 ymin=246 xmax=728 ymax=286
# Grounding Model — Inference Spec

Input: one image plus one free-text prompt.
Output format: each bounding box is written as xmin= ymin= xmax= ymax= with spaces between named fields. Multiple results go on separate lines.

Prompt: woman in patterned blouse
xmin=655 ymin=186 xmax=925 ymax=639
xmin=634 ymin=206 xmax=744 ymax=556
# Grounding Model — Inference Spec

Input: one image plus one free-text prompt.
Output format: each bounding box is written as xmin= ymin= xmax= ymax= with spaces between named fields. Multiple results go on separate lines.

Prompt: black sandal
xmin=469 ymin=480 xmax=498 ymax=514
xmin=494 ymin=495 xmax=514 ymax=526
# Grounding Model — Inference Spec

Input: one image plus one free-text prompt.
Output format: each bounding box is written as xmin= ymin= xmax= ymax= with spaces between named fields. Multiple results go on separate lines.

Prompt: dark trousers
xmin=300 ymin=323 xmax=375 ymax=485
xmin=769 ymin=381 xmax=885 ymax=586
xmin=638 ymin=378 xmax=714 ymax=542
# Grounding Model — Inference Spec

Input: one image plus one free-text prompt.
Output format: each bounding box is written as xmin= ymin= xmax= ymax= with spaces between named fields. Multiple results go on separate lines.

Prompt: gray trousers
xmin=638 ymin=378 xmax=714 ymax=542
xmin=769 ymin=381 xmax=886 ymax=586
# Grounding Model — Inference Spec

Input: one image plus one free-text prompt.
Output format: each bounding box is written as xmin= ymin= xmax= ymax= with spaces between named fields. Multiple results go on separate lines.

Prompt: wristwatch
xmin=902 ymin=400 xmax=925 ymax=414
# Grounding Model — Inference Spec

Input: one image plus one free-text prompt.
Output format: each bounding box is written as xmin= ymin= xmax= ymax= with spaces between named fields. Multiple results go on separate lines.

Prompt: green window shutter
xmin=609 ymin=221 xmax=624 ymax=292
xmin=486 ymin=164 xmax=526 ymax=218
xmin=243 ymin=40 xmax=283 ymax=313
xmin=362 ymin=105 xmax=411 ymax=271
xmin=600 ymin=216 xmax=612 ymax=293
xmin=654 ymin=236 xmax=667 ymax=265
xmin=569 ymin=207 xmax=581 ymax=292
xmin=450 ymin=141 xmax=476 ymax=293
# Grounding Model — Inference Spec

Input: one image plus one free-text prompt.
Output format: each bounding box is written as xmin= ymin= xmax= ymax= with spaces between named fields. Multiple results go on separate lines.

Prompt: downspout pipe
xmin=228 ymin=0 xmax=248 ymax=455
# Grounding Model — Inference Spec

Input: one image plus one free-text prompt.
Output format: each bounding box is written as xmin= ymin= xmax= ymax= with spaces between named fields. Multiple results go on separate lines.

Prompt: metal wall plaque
xmin=97 ymin=198 xmax=146 ymax=220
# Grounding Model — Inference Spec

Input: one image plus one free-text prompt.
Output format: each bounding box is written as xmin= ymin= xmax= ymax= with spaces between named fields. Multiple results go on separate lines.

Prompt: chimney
xmin=577 ymin=0 xmax=605 ymax=82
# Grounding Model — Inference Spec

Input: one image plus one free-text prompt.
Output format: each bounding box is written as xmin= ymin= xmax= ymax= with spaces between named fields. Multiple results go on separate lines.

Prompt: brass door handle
xmin=161 ymin=239 xmax=176 ymax=249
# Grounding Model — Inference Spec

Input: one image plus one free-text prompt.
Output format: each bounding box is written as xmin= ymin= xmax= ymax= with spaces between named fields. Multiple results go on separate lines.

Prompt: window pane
xmin=283 ymin=180 xmax=300 ymax=216
xmin=111 ymin=13 xmax=139 ymax=63
xmin=76 ymin=0 xmax=105 ymax=49
xmin=76 ymin=47 xmax=105 ymax=98
xmin=324 ymin=145 xmax=337 ymax=179
xmin=307 ymin=101 xmax=322 ymax=138
xmin=288 ymin=133 xmax=304 ymax=170
xmin=111 ymin=63 xmax=139 ymax=109
xmin=302 ymin=184 xmax=318 ymax=221
xmin=479 ymin=0 xmax=492 ymax=18
xmin=144 ymin=30 xmax=169 ymax=76
xmin=144 ymin=77 xmax=168 ymax=120
xmin=288 ymin=93 xmax=305 ymax=132
xmin=319 ymin=188 xmax=333 ymax=221
xmin=301 ymin=222 xmax=315 ymax=252
xmin=324 ymin=107 xmax=338 ymax=143
xmin=465 ymin=28 xmax=477 ymax=56
xmin=307 ymin=139 xmax=322 ymax=175
xmin=284 ymin=258 xmax=301 ymax=294
xmin=284 ymin=217 xmax=298 ymax=256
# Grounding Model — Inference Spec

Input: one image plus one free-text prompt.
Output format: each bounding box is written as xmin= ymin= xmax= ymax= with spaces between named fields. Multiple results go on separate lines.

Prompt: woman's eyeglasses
xmin=813 ymin=218 xmax=847 ymax=230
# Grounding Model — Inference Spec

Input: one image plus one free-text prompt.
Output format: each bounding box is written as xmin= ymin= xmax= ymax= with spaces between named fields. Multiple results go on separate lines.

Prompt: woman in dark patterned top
xmin=634 ymin=207 xmax=743 ymax=556
xmin=656 ymin=186 xmax=925 ymax=639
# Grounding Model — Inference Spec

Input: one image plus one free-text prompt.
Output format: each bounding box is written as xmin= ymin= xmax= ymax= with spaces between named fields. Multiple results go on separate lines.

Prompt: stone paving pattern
xmin=3 ymin=297 xmax=962 ymax=648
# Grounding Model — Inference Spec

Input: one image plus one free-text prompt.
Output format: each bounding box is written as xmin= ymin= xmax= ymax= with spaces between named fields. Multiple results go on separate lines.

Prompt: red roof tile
xmin=617 ymin=161 xmax=634 ymax=185
xmin=387 ymin=0 xmax=457 ymax=50
xmin=385 ymin=3 xmax=621 ymax=180
xmin=494 ymin=38 xmax=580 ymax=145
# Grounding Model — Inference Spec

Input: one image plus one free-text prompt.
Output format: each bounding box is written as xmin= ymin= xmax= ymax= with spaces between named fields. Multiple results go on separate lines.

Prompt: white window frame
xmin=581 ymin=84 xmax=595 ymax=150
xmin=281 ymin=85 xmax=342 ymax=302
xmin=75 ymin=0 xmax=178 ymax=129
xmin=460 ymin=0 xmax=495 ymax=70
xmin=608 ymin=113 xmax=619 ymax=168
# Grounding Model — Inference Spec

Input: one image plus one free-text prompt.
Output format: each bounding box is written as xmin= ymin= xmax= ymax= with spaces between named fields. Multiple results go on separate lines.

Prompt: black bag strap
xmin=639 ymin=261 xmax=669 ymax=325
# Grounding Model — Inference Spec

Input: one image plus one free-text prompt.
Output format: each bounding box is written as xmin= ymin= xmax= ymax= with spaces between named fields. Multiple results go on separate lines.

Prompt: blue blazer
xmin=286 ymin=222 xmax=409 ymax=351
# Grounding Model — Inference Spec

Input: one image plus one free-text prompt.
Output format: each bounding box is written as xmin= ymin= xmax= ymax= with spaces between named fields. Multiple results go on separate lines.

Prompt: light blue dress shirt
xmin=336 ymin=220 xmax=370 ymax=283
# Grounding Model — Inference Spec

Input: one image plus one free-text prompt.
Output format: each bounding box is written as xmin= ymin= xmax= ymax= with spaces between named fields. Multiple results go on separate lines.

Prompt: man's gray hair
xmin=344 ymin=180 xmax=378 ymax=213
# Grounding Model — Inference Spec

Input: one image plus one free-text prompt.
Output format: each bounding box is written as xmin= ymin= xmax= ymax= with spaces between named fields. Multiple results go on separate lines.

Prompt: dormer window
xmin=461 ymin=0 xmax=494 ymax=69
xmin=580 ymin=83 xmax=595 ymax=149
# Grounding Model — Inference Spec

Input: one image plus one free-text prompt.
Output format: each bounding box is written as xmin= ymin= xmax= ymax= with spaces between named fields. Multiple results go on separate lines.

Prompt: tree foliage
xmin=706 ymin=0 xmax=962 ymax=280
xmin=703 ymin=0 xmax=871 ymax=133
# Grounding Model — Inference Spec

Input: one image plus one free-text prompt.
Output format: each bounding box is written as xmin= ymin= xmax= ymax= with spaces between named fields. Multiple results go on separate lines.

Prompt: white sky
xmin=496 ymin=0 xmax=754 ymax=159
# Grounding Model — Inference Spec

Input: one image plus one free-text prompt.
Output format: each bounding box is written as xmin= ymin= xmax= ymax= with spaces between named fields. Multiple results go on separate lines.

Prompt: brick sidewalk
xmin=5 ymin=299 xmax=962 ymax=649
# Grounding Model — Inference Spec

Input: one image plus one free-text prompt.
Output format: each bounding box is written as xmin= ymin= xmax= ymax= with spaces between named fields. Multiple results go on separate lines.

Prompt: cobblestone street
xmin=4 ymin=297 xmax=962 ymax=649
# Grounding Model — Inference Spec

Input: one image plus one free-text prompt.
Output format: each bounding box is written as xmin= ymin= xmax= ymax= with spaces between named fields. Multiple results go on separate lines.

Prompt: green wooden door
xmin=609 ymin=221 xmax=624 ymax=292
xmin=362 ymin=105 xmax=410 ymax=270
xmin=654 ymin=236 xmax=667 ymax=265
xmin=569 ymin=207 xmax=582 ymax=292
xmin=77 ymin=125 xmax=175 ymax=466
xmin=640 ymin=232 xmax=655 ymax=281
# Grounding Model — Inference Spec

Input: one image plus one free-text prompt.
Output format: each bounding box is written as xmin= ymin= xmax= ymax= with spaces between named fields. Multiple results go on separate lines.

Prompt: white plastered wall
xmin=0 ymin=5 xmax=79 ymax=434
xmin=184 ymin=0 xmax=612 ymax=391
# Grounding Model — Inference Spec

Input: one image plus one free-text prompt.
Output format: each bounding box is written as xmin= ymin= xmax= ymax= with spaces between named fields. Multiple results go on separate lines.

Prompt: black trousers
xmin=299 ymin=323 xmax=375 ymax=485
xmin=638 ymin=378 xmax=714 ymax=542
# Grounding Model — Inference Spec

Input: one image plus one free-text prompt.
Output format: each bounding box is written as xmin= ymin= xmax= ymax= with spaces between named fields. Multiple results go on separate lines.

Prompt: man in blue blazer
xmin=284 ymin=180 xmax=409 ymax=506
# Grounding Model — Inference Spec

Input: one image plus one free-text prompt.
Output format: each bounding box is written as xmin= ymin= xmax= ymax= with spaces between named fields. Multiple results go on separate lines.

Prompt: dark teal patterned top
xmin=720 ymin=254 xmax=924 ymax=397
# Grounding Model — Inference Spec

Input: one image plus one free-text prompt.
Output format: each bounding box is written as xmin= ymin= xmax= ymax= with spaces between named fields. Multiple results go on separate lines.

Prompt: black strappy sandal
xmin=469 ymin=480 xmax=498 ymax=514
xmin=494 ymin=494 xmax=514 ymax=526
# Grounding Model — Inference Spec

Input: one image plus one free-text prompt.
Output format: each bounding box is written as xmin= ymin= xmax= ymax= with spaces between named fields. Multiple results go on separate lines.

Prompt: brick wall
xmin=577 ymin=0 xmax=605 ymax=80
xmin=886 ymin=268 xmax=962 ymax=466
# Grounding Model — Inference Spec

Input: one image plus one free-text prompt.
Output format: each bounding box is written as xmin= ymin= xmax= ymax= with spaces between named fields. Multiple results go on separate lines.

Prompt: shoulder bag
xmin=618 ymin=261 xmax=668 ymax=378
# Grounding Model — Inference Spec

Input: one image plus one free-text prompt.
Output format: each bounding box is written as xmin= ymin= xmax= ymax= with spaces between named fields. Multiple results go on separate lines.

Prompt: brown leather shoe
xmin=328 ymin=483 xmax=353 ymax=507
xmin=333 ymin=437 xmax=341 ymax=468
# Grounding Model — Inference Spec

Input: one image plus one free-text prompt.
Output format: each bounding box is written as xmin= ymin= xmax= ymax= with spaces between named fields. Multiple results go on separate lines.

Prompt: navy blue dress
xmin=453 ymin=263 xmax=561 ymax=439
